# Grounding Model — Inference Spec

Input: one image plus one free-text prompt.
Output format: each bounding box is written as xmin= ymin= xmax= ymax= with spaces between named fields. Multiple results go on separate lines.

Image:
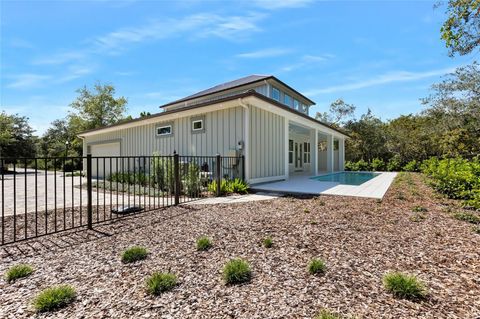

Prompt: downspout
xmin=237 ymin=98 xmax=250 ymax=182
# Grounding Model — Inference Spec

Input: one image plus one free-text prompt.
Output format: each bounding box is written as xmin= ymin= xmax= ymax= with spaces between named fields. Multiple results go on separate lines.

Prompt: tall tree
xmin=440 ymin=0 xmax=480 ymax=56
xmin=315 ymin=99 xmax=356 ymax=127
xmin=0 ymin=112 xmax=36 ymax=159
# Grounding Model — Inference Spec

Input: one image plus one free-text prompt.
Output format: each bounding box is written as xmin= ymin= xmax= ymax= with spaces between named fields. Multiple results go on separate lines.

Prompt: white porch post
xmin=314 ymin=129 xmax=319 ymax=175
xmin=326 ymin=134 xmax=334 ymax=172
xmin=244 ymin=105 xmax=250 ymax=181
xmin=284 ymin=117 xmax=289 ymax=180
xmin=339 ymin=137 xmax=345 ymax=171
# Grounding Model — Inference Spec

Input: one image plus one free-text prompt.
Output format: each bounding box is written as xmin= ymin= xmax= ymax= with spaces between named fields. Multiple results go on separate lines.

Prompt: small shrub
xmin=310 ymin=220 xmax=318 ymax=225
xmin=196 ymin=236 xmax=212 ymax=251
xmin=452 ymin=211 xmax=480 ymax=224
xmin=146 ymin=272 xmax=177 ymax=295
xmin=410 ymin=213 xmax=426 ymax=222
xmin=33 ymin=285 xmax=76 ymax=312
xmin=223 ymin=258 xmax=252 ymax=285
xmin=315 ymin=309 xmax=343 ymax=319
xmin=387 ymin=156 xmax=402 ymax=172
xmin=371 ymin=158 xmax=386 ymax=171
xmin=5 ymin=264 xmax=34 ymax=283
xmin=121 ymin=246 xmax=148 ymax=263
xmin=473 ymin=225 xmax=480 ymax=234
xmin=383 ymin=272 xmax=426 ymax=300
xmin=412 ymin=205 xmax=428 ymax=212
xmin=263 ymin=236 xmax=273 ymax=248
xmin=228 ymin=178 xmax=249 ymax=194
xmin=403 ymin=160 xmax=420 ymax=172
xmin=207 ymin=179 xmax=229 ymax=195
xmin=304 ymin=208 xmax=310 ymax=213
xmin=308 ymin=258 xmax=326 ymax=275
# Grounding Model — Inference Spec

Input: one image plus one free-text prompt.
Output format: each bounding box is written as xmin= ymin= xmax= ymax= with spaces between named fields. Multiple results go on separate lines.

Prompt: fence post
xmin=86 ymin=154 xmax=93 ymax=230
xmin=174 ymin=153 xmax=180 ymax=205
xmin=216 ymin=154 xmax=221 ymax=197
xmin=241 ymin=155 xmax=245 ymax=181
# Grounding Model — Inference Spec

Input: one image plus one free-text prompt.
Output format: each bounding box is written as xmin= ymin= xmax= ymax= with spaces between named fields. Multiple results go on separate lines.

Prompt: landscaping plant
xmin=196 ymin=236 xmax=212 ymax=251
xmin=5 ymin=264 xmax=34 ymax=283
xmin=222 ymin=258 xmax=252 ymax=285
xmin=146 ymin=272 xmax=177 ymax=295
xmin=263 ymin=236 xmax=273 ymax=248
xmin=383 ymin=272 xmax=427 ymax=300
xmin=33 ymin=285 xmax=76 ymax=312
xmin=121 ymin=246 xmax=148 ymax=263
xmin=308 ymin=258 xmax=326 ymax=275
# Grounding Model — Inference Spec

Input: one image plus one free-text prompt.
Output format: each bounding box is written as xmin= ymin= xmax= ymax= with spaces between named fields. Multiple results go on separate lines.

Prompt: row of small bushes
xmin=207 ymin=178 xmax=249 ymax=195
xmin=421 ymin=157 xmax=480 ymax=210
xmin=345 ymin=157 xmax=421 ymax=172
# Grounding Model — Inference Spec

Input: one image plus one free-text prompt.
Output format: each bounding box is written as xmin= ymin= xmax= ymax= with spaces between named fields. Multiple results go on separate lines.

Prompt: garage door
xmin=90 ymin=142 xmax=120 ymax=179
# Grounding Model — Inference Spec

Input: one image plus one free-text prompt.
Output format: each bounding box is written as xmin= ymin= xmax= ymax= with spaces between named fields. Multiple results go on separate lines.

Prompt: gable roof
xmin=160 ymin=74 xmax=315 ymax=108
xmin=79 ymin=90 xmax=347 ymax=138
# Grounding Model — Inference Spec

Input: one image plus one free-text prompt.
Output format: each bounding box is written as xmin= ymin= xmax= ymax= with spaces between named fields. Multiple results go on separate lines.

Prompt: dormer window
xmin=284 ymin=94 xmax=292 ymax=107
xmin=294 ymin=99 xmax=300 ymax=110
xmin=272 ymin=87 xmax=280 ymax=101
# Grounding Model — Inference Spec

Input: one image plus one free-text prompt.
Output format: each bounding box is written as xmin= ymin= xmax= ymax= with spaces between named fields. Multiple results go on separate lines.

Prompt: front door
xmin=294 ymin=142 xmax=303 ymax=171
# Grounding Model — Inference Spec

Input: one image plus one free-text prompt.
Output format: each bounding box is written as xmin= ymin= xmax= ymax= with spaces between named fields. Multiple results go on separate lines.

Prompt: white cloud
xmin=236 ymin=48 xmax=291 ymax=58
xmin=278 ymin=53 xmax=334 ymax=72
xmin=305 ymin=67 xmax=457 ymax=96
xmin=252 ymin=0 xmax=313 ymax=9
xmin=33 ymin=51 xmax=86 ymax=65
xmin=6 ymin=74 xmax=52 ymax=89
xmin=56 ymin=65 xmax=95 ymax=83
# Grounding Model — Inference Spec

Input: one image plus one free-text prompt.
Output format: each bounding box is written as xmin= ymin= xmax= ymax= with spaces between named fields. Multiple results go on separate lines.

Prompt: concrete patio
xmin=250 ymin=172 xmax=397 ymax=199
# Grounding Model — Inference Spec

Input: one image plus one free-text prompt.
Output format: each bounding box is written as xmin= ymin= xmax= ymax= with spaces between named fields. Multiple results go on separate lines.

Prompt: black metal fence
xmin=0 ymin=154 xmax=244 ymax=245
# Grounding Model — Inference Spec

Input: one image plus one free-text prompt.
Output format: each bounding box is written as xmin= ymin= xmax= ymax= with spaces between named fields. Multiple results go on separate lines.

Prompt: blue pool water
xmin=311 ymin=172 xmax=380 ymax=186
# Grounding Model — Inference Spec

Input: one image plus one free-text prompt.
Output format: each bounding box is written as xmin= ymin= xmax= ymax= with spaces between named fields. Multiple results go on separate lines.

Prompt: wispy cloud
xmin=6 ymin=74 xmax=52 ymax=89
xmin=305 ymin=67 xmax=456 ymax=96
xmin=33 ymin=51 xmax=86 ymax=65
xmin=279 ymin=53 xmax=334 ymax=72
xmin=56 ymin=65 xmax=95 ymax=83
xmin=236 ymin=47 xmax=291 ymax=58
xmin=252 ymin=0 xmax=313 ymax=10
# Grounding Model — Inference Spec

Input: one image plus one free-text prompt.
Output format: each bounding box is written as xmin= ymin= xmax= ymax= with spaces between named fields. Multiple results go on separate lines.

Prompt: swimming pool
xmin=310 ymin=172 xmax=380 ymax=186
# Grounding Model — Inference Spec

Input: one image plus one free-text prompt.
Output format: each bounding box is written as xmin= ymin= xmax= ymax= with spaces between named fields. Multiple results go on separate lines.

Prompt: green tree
xmin=315 ymin=98 xmax=356 ymax=126
xmin=0 ymin=112 xmax=36 ymax=159
xmin=440 ymin=0 xmax=480 ymax=56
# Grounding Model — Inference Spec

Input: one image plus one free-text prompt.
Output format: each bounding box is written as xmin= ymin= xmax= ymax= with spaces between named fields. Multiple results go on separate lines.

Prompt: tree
xmin=140 ymin=111 xmax=151 ymax=117
xmin=315 ymin=99 xmax=356 ymax=126
xmin=68 ymin=83 xmax=128 ymax=131
xmin=440 ymin=0 xmax=480 ymax=56
xmin=0 ymin=112 xmax=36 ymax=159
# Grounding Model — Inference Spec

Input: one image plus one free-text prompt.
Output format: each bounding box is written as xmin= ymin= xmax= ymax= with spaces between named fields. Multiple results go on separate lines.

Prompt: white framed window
xmin=272 ymin=87 xmax=280 ymax=101
xmin=284 ymin=94 xmax=292 ymax=106
xmin=303 ymin=142 xmax=311 ymax=163
xmin=156 ymin=125 xmax=172 ymax=136
xmin=288 ymin=139 xmax=294 ymax=164
xmin=293 ymin=99 xmax=300 ymax=110
xmin=192 ymin=119 xmax=203 ymax=131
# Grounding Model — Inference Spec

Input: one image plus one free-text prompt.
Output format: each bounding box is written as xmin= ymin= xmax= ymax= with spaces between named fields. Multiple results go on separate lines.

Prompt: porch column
xmin=244 ymin=105 xmax=250 ymax=181
xmin=284 ymin=117 xmax=289 ymax=180
xmin=338 ymin=138 xmax=345 ymax=171
xmin=314 ymin=129 xmax=319 ymax=175
xmin=326 ymin=134 xmax=334 ymax=172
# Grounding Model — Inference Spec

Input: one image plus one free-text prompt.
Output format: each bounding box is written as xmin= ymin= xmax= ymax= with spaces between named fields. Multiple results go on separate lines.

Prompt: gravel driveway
xmin=0 ymin=173 xmax=478 ymax=318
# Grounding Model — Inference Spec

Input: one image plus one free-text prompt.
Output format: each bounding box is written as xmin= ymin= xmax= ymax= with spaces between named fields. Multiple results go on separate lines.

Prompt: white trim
xmin=192 ymin=119 xmax=203 ymax=131
xmin=284 ymin=117 xmax=289 ymax=180
xmin=314 ymin=129 xmax=319 ymax=175
xmin=249 ymin=174 xmax=287 ymax=185
xmin=156 ymin=124 xmax=172 ymax=136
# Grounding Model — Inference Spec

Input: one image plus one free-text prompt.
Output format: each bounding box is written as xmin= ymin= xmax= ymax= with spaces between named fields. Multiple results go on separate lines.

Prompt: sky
xmin=0 ymin=0 xmax=475 ymax=135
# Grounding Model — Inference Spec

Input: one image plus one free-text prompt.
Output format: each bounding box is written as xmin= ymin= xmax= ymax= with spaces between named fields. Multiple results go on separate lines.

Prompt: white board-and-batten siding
xmin=83 ymin=106 xmax=245 ymax=157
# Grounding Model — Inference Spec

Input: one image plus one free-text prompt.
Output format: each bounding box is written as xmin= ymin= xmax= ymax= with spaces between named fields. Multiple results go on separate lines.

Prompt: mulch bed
xmin=0 ymin=173 xmax=478 ymax=318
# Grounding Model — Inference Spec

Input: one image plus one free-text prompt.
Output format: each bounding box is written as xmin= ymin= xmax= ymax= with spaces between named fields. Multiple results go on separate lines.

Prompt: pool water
xmin=311 ymin=172 xmax=380 ymax=186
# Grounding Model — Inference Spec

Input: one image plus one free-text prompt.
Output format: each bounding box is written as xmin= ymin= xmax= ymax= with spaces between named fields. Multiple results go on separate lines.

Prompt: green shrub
xmin=108 ymin=172 xmax=148 ymax=186
xmin=121 ymin=246 xmax=148 ymax=263
xmin=5 ymin=264 xmax=34 ymax=283
xmin=183 ymin=163 xmax=201 ymax=197
xmin=263 ymin=236 xmax=273 ymax=248
xmin=412 ymin=205 xmax=428 ymax=212
xmin=208 ymin=179 xmax=230 ymax=195
xmin=33 ymin=285 xmax=76 ymax=312
xmin=452 ymin=211 xmax=480 ymax=224
xmin=371 ymin=158 xmax=386 ymax=171
xmin=196 ymin=236 xmax=212 ymax=251
xmin=403 ymin=160 xmax=420 ymax=172
xmin=308 ymin=258 xmax=326 ymax=275
xmin=223 ymin=258 xmax=252 ymax=285
xmin=146 ymin=272 xmax=177 ymax=295
xmin=473 ymin=225 xmax=480 ymax=234
xmin=228 ymin=178 xmax=249 ymax=194
xmin=151 ymin=155 xmax=175 ymax=194
xmin=344 ymin=161 xmax=358 ymax=171
xmin=314 ymin=310 xmax=343 ymax=319
xmin=410 ymin=213 xmax=426 ymax=222
xmin=387 ymin=156 xmax=402 ymax=172
xmin=383 ymin=272 xmax=426 ymax=300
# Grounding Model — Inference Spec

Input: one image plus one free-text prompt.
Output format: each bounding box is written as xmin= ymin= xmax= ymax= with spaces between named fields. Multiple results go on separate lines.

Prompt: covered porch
xmin=287 ymin=121 xmax=345 ymax=178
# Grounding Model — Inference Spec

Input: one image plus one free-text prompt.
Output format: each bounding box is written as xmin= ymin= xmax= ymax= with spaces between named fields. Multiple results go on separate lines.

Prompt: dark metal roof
xmin=159 ymin=74 xmax=315 ymax=108
xmin=79 ymin=90 xmax=347 ymax=137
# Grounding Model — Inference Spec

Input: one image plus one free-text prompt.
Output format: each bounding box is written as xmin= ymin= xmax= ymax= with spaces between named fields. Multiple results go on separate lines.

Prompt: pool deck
xmin=250 ymin=172 xmax=397 ymax=199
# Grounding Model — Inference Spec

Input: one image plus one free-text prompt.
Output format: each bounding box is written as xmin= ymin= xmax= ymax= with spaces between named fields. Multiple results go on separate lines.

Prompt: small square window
xmin=156 ymin=125 xmax=172 ymax=136
xmin=192 ymin=119 xmax=203 ymax=131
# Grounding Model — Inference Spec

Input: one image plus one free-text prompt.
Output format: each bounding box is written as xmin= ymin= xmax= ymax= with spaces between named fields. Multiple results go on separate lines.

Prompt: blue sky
xmin=0 ymin=0 xmax=474 ymax=134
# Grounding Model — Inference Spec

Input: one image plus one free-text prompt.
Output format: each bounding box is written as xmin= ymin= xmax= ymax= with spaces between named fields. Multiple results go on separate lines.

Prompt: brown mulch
xmin=0 ymin=173 xmax=478 ymax=318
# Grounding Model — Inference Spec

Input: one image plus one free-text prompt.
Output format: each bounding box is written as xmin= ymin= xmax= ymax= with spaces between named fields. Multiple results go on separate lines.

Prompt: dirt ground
xmin=0 ymin=173 xmax=478 ymax=318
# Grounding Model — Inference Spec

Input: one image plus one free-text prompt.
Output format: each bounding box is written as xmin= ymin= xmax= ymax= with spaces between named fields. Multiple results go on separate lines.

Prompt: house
xmin=78 ymin=75 xmax=348 ymax=184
